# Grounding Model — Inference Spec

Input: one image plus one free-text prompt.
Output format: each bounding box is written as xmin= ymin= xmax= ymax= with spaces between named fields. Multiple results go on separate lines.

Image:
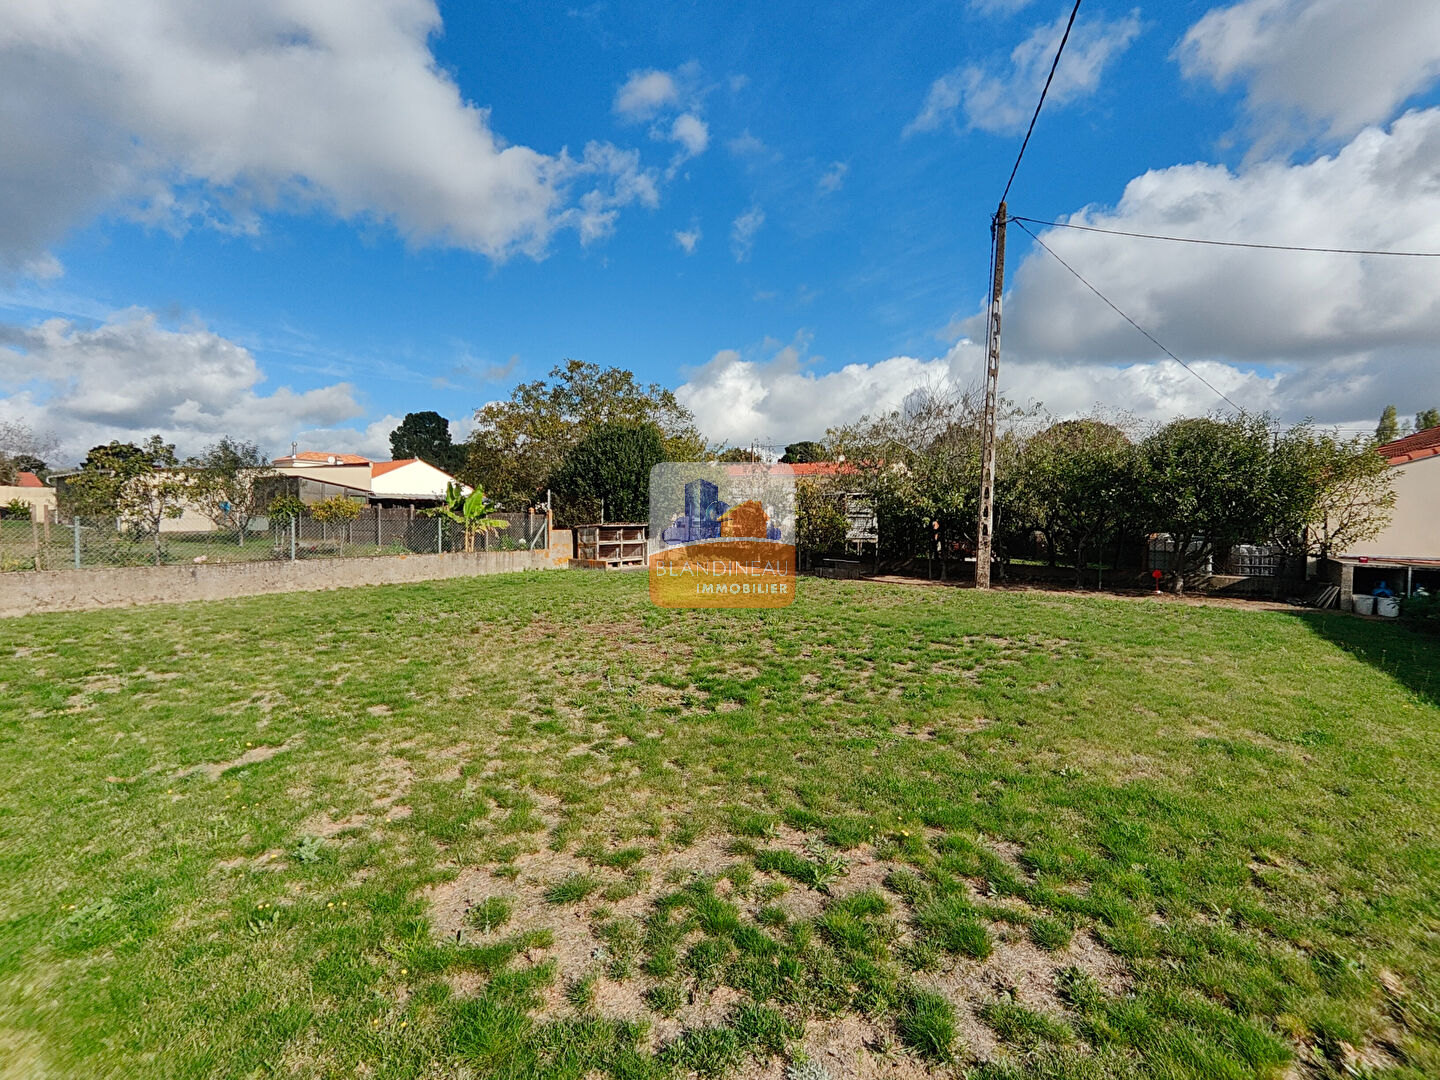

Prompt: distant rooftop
xmin=1376 ymin=425 xmax=1440 ymax=465
xmin=273 ymin=451 xmax=372 ymax=466
xmin=16 ymin=471 xmax=44 ymax=488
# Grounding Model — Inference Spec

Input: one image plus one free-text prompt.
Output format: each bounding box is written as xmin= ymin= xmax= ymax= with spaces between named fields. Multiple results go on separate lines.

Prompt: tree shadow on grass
xmin=1287 ymin=609 xmax=1440 ymax=708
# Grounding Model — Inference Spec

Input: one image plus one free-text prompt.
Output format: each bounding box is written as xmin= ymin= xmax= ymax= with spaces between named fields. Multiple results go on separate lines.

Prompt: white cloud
xmin=1179 ymin=0 xmax=1440 ymax=138
xmin=943 ymin=106 xmax=1440 ymax=427
xmin=0 ymin=308 xmax=370 ymax=462
xmin=677 ymin=337 xmax=983 ymax=444
xmin=0 ymin=0 xmax=653 ymax=268
xmin=292 ymin=415 xmax=403 ymax=462
xmin=614 ymin=69 xmax=682 ymax=120
xmin=818 ymin=162 xmax=848 ymax=194
xmin=906 ymin=9 xmax=1141 ymax=136
xmin=674 ymin=226 xmax=702 ymax=254
xmin=730 ymin=205 xmax=765 ymax=262
xmin=669 ymin=113 xmax=710 ymax=157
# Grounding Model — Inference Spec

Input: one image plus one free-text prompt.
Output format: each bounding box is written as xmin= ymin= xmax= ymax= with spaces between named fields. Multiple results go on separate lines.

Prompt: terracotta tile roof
xmin=370 ymin=459 xmax=419 ymax=477
xmin=274 ymin=451 xmax=372 ymax=465
xmin=786 ymin=462 xmax=861 ymax=477
xmin=16 ymin=471 xmax=44 ymax=488
xmin=1377 ymin=425 xmax=1440 ymax=465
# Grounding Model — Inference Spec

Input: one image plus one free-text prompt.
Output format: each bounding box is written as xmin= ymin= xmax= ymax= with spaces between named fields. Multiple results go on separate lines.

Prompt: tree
xmin=463 ymin=360 xmax=705 ymax=508
xmin=548 ymin=420 xmax=668 ymax=525
xmin=1013 ymin=419 xmax=1134 ymax=585
xmin=114 ymin=438 xmax=191 ymax=563
xmin=780 ymin=441 xmax=827 ymax=464
xmin=60 ymin=437 xmax=171 ymax=519
xmin=716 ymin=446 xmax=763 ymax=462
xmin=0 ymin=420 xmax=58 ymax=484
xmin=309 ymin=494 xmax=365 ymax=545
xmin=1375 ymin=405 xmax=1399 ymax=444
xmin=1416 ymin=408 xmax=1440 ymax=433
xmin=1134 ymin=415 xmax=1277 ymax=593
xmin=424 ymin=482 xmax=508 ymax=553
xmin=1271 ymin=425 xmax=1396 ymax=558
xmin=188 ymin=436 xmax=272 ymax=541
xmin=390 ymin=411 xmax=463 ymax=472
xmin=795 ymin=479 xmax=849 ymax=568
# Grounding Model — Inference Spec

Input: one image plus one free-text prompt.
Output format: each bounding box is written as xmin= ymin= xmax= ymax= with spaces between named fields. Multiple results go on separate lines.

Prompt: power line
xmin=1009 ymin=216 xmax=1440 ymax=257
xmin=1010 ymin=218 xmax=1247 ymax=412
xmin=999 ymin=0 xmax=1083 ymax=206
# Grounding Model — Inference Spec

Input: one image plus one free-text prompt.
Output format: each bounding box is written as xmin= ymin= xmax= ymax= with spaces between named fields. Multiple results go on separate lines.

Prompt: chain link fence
xmin=0 ymin=509 xmax=548 ymax=572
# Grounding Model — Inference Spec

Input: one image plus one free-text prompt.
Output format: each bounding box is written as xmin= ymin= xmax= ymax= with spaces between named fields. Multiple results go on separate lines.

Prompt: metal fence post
xmin=74 ymin=518 xmax=82 ymax=569
xmin=290 ymin=516 xmax=297 ymax=561
xmin=437 ymin=517 xmax=443 ymax=554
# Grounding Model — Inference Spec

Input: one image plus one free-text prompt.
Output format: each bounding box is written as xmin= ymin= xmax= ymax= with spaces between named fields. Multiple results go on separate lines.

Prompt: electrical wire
xmin=1009 ymin=216 xmax=1440 ymax=257
xmin=1000 ymin=0 xmax=1083 ymax=206
xmin=1010 ymin=218 xmax=1247 ymax=412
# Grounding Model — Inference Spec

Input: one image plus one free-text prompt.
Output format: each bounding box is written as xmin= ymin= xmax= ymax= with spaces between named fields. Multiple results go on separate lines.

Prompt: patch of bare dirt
xmin=178 ymin=736 xmax=301 ymax=780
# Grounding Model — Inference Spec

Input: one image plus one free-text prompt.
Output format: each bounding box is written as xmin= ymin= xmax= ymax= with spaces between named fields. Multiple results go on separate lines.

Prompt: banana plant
xmin=426 ymin=482 xmax=508 ymax=553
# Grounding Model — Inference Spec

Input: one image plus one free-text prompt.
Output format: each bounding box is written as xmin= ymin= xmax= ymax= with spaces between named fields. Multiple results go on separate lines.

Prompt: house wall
xmin=272 ymin=463 xmax=373 ymax=495
xmin=0 ymin=485 xmax=57 ymax=519
xmin=1343 ymin=455 xmax=1440 ymax=559
xmin=370 ymin=460 xmax=457 ymax=499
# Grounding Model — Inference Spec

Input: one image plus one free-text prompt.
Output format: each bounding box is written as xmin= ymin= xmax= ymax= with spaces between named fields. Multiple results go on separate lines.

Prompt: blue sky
xmin=4 ymin=0 xmax=1440 ymax=462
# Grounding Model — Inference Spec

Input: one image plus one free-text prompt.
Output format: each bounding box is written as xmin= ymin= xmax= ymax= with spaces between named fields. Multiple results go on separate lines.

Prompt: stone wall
xmin=0 ymin=547 xmax=566 ymax=618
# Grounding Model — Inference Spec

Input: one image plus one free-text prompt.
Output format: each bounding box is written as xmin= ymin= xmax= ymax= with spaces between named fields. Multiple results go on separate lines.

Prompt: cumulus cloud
xmin=674 ymin=226 xmax=702 ymax=254
xmin=1179 ymin=0 xmax=1440 ymax=138
xmin=614 ymin=69 xmax=683 ymax=120
xmin=730 ymin=205 xmax=765 ymax=262
xmin=291 ymin=415 xmax=404 ymax=462
xmin=906 ymin=9 xmax=1140 ymax=136
xmin=613 ymin=62 xmax=711 ymax=173
xmin=669 ymin=114 xmax=710 ymax=157
xmin=0 ymin=0 xmax=653 ymax=269
xmin=929 ymin=106 xmax=1440 ymax=428
xmin=0 ymin=308 xmax=370 ymax=462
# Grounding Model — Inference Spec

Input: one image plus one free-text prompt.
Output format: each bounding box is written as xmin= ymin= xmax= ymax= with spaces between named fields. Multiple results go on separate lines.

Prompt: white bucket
xmin=1352 ymin=595 xmax=1375 ymax=615
xmin=1376 ymin=596 xmax=1400 ymax=618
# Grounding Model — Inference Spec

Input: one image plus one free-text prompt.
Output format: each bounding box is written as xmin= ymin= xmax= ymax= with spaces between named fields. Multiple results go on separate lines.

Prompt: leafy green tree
xmin=188 ymin=436 xmax=272 ymax=538
xmin=780 ymin=440 xmax=827 ymax=464
xmin=1135 ymin=415 xmax=1277 ymax=593
xmin=715 ymin=446 xmax=763 ymax=462
xmin=1416 ymin=408 xmax=1440 ymax=433
xmin=1375 ymin=405 xmax=1399 ymax=443
xmin=1013 ymin=419 xmax=1134 ymax=584
xmin=61 ymin=437 xmax=172 ymax=519
xmin=390 ymin=411 xmax=463 ymax=472
xmin=112 ymin=437 xmax=189 ymax=563
xmin=1272 ymin=424 xmax=1396 ymax=558
xmin=795 ymin=478 xmax=849 ymax=567
xmin=424 ymin=482 xmax=508 ymax=552
xmin=463 ymin=360 xmax=705 ymax=508
xmin=548 ymin=420 xmax=667 ymax=525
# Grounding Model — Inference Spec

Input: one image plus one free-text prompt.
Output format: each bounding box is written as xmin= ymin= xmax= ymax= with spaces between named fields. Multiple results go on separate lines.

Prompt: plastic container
xmin=1352 ymin=595 xmax=1376 ymax=615
xmin=1376 ymin=596 xmax=1400 ymax=618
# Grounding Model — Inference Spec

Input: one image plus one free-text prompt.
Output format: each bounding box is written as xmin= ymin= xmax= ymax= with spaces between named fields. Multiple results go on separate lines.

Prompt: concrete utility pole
xmin=974 ymin=202 xmax=1006 ymax=589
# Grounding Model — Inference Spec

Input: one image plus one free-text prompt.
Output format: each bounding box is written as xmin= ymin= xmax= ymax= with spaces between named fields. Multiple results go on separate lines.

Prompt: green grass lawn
xmin=1 ymin=573 xmax=1437 ymax=1079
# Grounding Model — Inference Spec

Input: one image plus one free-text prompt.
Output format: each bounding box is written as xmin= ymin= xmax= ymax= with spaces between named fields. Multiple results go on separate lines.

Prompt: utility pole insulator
xmin=975 ymin=201 xmax=1006 ymax=589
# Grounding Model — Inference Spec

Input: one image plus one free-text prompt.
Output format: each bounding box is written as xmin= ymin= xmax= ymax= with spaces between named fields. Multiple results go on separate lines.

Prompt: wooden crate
xmin=573 ymin=523 xmax=648 ymax=569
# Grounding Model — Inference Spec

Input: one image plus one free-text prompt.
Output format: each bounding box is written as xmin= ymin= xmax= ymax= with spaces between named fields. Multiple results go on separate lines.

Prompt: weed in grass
xmin=598 ymin=846 xmax=647 ymax=870
xmin=544 ymin=872 xmax=600 ymax=905
xmin=981 ymin=1000 xmax=1074 ymax=1048
xmin=1056 ymin=966 xmax=1105 ymax=1012
xmin=754 ymin=845 xmax=847 ymax=893
xmin=757 ymin=904 xmax=788 ymax=927
xmin=662 ymin=1025 xmax=746 ymax=1078
xmin=290 ymin=834 xmax=325 ymax=864
xmin=897 ymin=987 xmax=958 ymax=1062
xmin=732 ymin=1002 xmax=802 ymax=1056
xmin=785 ymin=1059 xmax=832 ymax=1080
xmin=565 ymin=970 xmax=598 ymax=1010
xmin=916 ymin=895 xmax=993 ymax=958
xmin=644 ymin=983 xmax=682 ymax=1017
xmin=1031 ymin=914 xmax=1074 ymax=951
xmin=466 ymin=896 xmax=514 ymax=934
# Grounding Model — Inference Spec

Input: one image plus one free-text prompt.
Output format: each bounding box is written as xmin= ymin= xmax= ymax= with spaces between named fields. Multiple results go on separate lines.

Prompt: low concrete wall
xmin=0 ymin=548 xmax=565 ymax=618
